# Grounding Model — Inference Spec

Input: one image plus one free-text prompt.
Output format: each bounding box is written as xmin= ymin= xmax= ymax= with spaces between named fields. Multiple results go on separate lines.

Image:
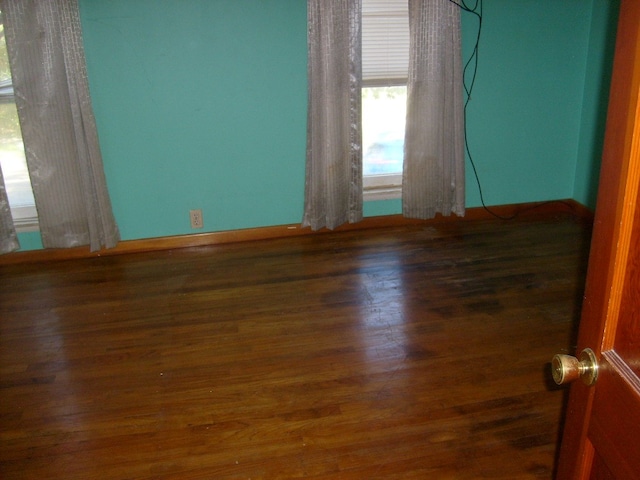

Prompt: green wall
xmin=79 ymin=0 xmax=308 ymax=241
xmin=15 ymin=0 xmax=620 ymax=248
xmin=574 ymin=0 xmax=620 ymax=208
xmin=460 ymin=0 xmax=608 ymax=209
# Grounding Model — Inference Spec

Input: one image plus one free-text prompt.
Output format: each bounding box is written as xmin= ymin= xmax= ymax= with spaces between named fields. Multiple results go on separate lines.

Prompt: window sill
xmin=12 ymin=205 xmax=39 ymax=232
xmin=364 ymin=185 xmax=401 ymax=201
xmin=363 ymin=173 xmax=402 ymax=201
xmin=15 ymin=221 xmax=39 ymax=233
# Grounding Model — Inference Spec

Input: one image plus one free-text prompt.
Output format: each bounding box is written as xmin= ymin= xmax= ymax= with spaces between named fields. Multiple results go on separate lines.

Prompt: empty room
xmin=2 ymin=0 xmax=634 ymax=478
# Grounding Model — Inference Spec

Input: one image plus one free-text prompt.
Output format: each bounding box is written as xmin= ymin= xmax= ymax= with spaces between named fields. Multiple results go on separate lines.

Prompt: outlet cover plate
xmin=189 ymin=209 xmax=203 ymax=229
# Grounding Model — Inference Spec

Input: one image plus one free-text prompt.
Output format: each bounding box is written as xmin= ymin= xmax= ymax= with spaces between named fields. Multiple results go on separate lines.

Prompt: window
xmin=362 ymin=0 xmax=409 ymax=200
xmin=0 ymin=12 xmax=37 ymax=230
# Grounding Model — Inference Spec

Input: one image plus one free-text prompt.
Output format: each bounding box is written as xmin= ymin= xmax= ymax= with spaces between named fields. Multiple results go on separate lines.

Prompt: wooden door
xmin=555 ymin=1 xmax=640 ymax=478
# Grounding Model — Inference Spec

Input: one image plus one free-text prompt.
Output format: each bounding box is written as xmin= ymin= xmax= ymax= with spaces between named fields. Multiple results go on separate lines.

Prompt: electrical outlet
xmin=189 ymin=209 xmax=203 ymax=229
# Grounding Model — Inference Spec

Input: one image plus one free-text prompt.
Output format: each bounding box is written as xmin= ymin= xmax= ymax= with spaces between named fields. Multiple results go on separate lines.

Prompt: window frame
xmin=361 ymin=83 xmax=406 ymax=201
xmin=363 ymin=172 xmax=402 ymax=200
xmin=361 ymin=0 xmax=409 ymax=202
xmin=0 ymin=15 xmax=38 ymax=232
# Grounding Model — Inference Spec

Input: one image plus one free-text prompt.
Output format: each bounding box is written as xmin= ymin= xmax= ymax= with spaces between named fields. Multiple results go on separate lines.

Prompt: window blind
xmin=362 ymin=0 xmax=410 ymax=86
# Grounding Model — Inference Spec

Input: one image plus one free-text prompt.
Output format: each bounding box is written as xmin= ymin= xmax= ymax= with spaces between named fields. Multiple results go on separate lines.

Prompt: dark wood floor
xmin=0 ymin=213 xmax=592 ymax=479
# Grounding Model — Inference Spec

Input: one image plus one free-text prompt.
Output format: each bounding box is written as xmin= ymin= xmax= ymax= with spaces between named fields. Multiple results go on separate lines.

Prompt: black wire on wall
xmin=447 ymin=0 xmax=569 ymax=220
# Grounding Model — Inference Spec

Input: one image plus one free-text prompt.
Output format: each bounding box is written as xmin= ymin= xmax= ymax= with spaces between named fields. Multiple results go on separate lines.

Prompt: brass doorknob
xmin=552 ymin=348 xmax=599 ymax=386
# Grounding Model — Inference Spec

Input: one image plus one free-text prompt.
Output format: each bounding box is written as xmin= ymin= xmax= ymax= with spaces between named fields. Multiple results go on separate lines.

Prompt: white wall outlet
xmin=189 ymin=209 xmax=203 ymax=229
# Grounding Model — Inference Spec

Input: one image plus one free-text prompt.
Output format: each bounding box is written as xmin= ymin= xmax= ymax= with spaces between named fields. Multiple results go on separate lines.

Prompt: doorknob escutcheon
xmin=552 ymin=348 xmax=599 ymax=386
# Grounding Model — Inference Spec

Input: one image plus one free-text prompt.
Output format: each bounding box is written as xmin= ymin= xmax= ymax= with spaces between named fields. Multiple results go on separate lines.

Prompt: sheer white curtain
xmin=2 ymin=0 xmax=119 ymax=252
xmin=403 ymin=0 xmax=465 ymax=219
xmin=304 ymin=0 xmax=464 ymax=226
xmin=303 ymin=0 xmax=363 ymax=230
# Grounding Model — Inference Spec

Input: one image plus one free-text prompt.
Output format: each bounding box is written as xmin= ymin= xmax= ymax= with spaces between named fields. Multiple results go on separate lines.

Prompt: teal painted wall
xmin=462 ymin=1 xmax=589 ymax=208
xmin=342 ymin=0 xmax=617 ymax=218
xmin=14 ymin=0 xmax=619 ymax=248
xmin=574 ymin=0 xmax=620 ymax=209
xmin=80 ymin=0 xmax=308 ymax=241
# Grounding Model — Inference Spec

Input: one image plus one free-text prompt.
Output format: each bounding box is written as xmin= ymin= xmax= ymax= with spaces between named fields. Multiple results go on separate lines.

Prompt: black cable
xmin=449 ymin=0 xmax=511 ymax=220
xmin=447 ymin=0 xmax=570 ymax=220
xmin=448 ymin=0 xmax=506 ymax=219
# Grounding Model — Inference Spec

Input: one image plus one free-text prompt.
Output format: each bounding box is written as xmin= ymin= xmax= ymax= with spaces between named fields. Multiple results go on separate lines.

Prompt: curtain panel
xmin=304 ymin=0 xmax=464 ymax=227
xmin=403 ymin=0 xmax=465 ymax=219
xmin=2 ymin=0 xmax=119 ymax=252
xmin=303 ymin=0 xmax=363 ymax=231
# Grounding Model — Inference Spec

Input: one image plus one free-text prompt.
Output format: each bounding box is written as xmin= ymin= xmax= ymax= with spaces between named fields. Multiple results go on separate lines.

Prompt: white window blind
xmin=362 ymin=0 xmax=410 ymax=86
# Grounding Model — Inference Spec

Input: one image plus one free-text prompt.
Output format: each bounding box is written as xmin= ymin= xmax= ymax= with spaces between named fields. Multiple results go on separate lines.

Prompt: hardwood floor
xmin=0 ymin=213 xmax=591 ymax=479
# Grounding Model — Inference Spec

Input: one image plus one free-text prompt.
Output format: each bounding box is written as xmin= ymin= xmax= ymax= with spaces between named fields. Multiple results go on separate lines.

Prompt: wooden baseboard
xmin=0 ymin=199 xmax=593 ymax=265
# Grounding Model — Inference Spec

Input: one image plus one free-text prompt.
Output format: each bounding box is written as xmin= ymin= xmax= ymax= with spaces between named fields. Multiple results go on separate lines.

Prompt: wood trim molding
xmin=0 ymin=199 xmax=593 ymax=265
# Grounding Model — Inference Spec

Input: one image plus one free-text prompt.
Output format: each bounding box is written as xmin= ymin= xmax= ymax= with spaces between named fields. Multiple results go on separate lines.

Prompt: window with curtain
xmin=362 ymin=0 xmax=409 ymax=200
xmin=0 ymin=11 xmax=37 ymax=231
xmin=1 ymin=0 xmax=120 ymax=253
xmin=304 ymin=0 xmax=464 ymax=230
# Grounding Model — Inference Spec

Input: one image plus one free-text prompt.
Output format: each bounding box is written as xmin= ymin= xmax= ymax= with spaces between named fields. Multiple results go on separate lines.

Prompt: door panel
xmin=589 ymin=355 xmax=640 ymax=478
xmin=587 ymin=101 xmax=640 ymax=479
xmin=614 ymin=183 xmax=640 ymax=366
xmin=590 ymin=453 xmax=616 ymax=480
xmin=556 ymin=0 xmax=640 ymax=478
